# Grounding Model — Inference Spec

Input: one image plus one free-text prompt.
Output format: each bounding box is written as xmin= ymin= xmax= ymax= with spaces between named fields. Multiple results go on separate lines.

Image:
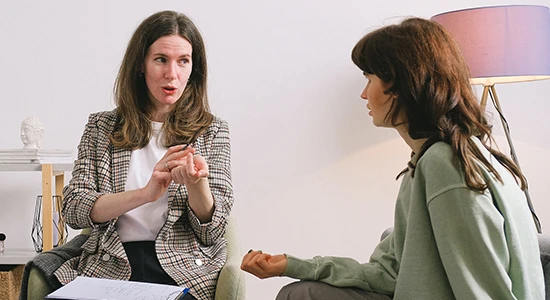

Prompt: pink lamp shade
xmin=432 ymin=5 xmax=550 ymax=85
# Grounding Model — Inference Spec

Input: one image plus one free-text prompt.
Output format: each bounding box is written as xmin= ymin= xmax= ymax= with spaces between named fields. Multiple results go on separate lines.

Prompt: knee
xmin=276 ymin=281 xmax=322 ymax=300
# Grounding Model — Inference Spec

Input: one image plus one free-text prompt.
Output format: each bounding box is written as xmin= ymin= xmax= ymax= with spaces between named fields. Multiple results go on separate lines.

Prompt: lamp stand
xmin=480 ymin=85 xmax=542 ymax=233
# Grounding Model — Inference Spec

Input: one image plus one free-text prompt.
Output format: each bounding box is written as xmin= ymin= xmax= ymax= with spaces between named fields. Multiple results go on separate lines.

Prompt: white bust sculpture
xmin=20 ymin=116 xmax=44 ymax=149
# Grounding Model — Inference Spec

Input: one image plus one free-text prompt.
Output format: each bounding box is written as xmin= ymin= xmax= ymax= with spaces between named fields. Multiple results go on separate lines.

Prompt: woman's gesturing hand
xmin=241 ymin=250 xmax=288 ymax=279
xmin=171 ymin=151 xmax=209 ymax=186
xmin=142 ymin=145 xmax=191 ymax=202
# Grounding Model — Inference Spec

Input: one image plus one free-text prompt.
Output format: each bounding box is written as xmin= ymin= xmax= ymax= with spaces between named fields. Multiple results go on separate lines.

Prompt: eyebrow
xmin=152 ymin=53 xmax=192 ymax=58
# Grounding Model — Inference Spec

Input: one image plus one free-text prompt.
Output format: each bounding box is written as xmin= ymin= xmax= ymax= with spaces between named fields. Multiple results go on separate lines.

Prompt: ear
xmin=384 ymin=90 xmax=397 ymax=100
xmin=139 ymin=65 xmax=145 ymax=77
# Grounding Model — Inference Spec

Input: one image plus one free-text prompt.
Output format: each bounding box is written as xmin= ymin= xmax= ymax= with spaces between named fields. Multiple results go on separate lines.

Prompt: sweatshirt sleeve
xmin=428 ymin=187 xmax=518 ymax=300
xmin=282 ymin=233 xmax=398 ymax=295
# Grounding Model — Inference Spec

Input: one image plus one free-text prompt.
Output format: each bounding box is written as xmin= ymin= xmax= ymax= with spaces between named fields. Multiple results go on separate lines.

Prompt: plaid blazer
xmin=54 ymin=110 xmax=234 ymax=300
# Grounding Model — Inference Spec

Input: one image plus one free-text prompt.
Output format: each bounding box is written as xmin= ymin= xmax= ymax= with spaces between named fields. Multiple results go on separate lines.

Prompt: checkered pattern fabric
xmin=54 ymin=110 xmax=234 ymax=300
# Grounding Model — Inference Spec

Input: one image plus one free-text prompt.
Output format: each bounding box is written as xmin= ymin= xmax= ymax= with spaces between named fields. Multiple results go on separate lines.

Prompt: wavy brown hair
xmin=351 ymin=17 xmax=526 ymax=192
xmin=111 ymin=10 xmax=213 ymax=149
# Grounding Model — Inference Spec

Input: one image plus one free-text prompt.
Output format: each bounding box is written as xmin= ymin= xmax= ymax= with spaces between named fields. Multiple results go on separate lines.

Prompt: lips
xmin=162 ymin=86 xmax=177 ymax=95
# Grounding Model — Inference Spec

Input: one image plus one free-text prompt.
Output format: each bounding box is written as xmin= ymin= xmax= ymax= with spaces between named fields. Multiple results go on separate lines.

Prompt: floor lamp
xmin=432 ymin=5 xmax=550 ymax=233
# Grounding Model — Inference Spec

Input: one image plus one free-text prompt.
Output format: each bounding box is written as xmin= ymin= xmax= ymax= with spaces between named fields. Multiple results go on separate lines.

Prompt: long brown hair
xmin=351 ymin=17 xmax=526 ymax=192
xmin=111 ymin=10 xmax=213 ymax=149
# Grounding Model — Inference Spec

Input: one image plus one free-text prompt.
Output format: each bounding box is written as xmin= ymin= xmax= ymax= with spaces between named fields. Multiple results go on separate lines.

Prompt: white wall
xmin=1 ymin=0 xmax=550 ymax=299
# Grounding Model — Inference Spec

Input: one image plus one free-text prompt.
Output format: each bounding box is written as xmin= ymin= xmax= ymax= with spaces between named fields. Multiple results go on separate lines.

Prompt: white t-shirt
xmin=116 ymin=121 xmax=169 ymax=242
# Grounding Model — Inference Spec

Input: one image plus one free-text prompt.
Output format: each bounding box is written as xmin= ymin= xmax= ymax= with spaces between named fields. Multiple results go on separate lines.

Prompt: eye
xmin=178 ymin=58 xmax=190 ymax=66
xmin=154 ymin=57 xmax=167 ymax=63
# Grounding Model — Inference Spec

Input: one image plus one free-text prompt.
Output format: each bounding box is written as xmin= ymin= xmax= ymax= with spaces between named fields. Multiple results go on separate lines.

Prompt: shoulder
xmin=416 ymin=141 xmax=455 ymax=172
xmin=211 ymin=115 xmax=229 ymax=130
xmin=86 ymin=109 xmax=119 ymax=132
xmin=204 ymin=115 xmax=230 ymax=137
xmin=87 ymin=109 xmax=118 ymax=124
xmin=414 ymin=141 xmax=468 ymax=198
xmin=196 ymin=116 xmax=230 ymax=155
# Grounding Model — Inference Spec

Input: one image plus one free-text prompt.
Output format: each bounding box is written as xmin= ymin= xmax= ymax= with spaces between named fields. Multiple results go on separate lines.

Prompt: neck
xmin=149 ymin=107 xmax=170 ymax=122
xmin=395 ymin=125 xmax=429 ymax=154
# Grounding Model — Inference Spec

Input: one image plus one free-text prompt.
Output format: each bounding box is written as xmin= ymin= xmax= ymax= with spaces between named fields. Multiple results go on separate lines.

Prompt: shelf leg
xmin=42 ymin=164 xmax=53 ymax=251
xmin=55 ymin=173 xmax=65 ymax=245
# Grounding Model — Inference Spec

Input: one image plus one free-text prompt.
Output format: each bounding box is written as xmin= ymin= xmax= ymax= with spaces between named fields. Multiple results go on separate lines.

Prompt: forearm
xmin=185 ymin=118 xmax=233 ymax=244
xmin=283 ymin=254 xmax=396 ymax=294
xmin=90 ymin=188 xmax=149 ymax=223
xmin=282 ymin=235 xmax=397 ymax=294
xmin=186 ymin=178 xmax=215 ymax=223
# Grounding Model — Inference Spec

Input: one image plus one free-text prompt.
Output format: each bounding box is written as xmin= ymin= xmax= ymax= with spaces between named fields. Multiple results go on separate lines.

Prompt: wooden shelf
xmin=0 ymin=162 xmax=73 ymax=254
xmin=0 ymin=163 xmax=73 ymax=173
xmin=0 ymin=248 xmax=37 ymax=265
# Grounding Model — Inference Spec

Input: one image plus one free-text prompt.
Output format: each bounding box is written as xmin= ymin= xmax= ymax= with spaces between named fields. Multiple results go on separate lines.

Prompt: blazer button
xmin=195 ymin=259 xmax=203 ymax=266
xmin=102 ymin=253 xmax=111 ymax=261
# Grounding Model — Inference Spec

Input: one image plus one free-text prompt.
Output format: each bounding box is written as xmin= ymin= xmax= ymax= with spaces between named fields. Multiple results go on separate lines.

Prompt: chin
xmin=156 ymin=96 xmax=180 ymax=106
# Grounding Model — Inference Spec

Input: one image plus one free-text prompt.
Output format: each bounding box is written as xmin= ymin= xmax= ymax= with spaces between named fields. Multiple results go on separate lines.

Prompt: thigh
xmin=181 ymin=292 xmax=198 ymax=300
xmin=276 ymin=281 xmax=392 ymax=300
xmin=123 ymin=241 xmax=176 ymax=285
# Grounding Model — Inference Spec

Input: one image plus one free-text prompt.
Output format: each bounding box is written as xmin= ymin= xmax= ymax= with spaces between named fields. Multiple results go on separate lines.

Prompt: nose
xmin=165 ymin=62 xmax=178 ymax=80
xmin=360 ymin=86 xmax=368 ymax=100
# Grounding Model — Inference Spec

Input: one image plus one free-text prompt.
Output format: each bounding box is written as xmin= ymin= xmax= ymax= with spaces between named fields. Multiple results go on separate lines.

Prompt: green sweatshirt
xmin=283 ymin=139 xmax=544 ymax=299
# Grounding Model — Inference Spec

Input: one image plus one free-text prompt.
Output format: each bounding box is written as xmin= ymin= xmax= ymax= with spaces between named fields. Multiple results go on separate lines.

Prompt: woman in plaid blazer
xmin=53 ymin=11 xmax=233 ymax=300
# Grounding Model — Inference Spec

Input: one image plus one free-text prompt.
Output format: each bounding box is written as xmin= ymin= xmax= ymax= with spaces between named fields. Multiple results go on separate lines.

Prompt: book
xmin=0 ymin=149 xmax=73 ymax=164
xmin=45 ymin=276 xmax=190 ymax=300
xmin=0 ymin=149 xmax=72 ymax=156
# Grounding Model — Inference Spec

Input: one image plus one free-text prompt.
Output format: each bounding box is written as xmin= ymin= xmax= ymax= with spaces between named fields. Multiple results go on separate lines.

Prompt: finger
xmin=191 ymin=155 xmax=209 ymax=178
xmin=241 ymin=250 xmax=262 ymax=267
xmin=241 ymin=252 xmax=253 ymax=269
xmin=166 ymin=150 xmax=190 ymax=163
xmin=169 ymin=160 xmax=186 ymax=170
xmin=181 ymin=143 xmax=195 ymax=152
xmin=152 ymin=170 xmax=173 ymax=188
xmin=247 ymin=250 xmax=268 ymax=269
xmin=186 ymin=153 xmax=196 ymax=176
xmin=253 ymin=253 xmax=274 ymax=279
xmin=176 ymin=146 xmax=195 ymax=158
xmin=163 ymin=145 xmax=194 ymax=162
xmin=160 ymin=159 xmax=183 ymax=172
xmin=164 ymin=145 xmax=186 ymax=157
xmin=257 ymin=253 xmax=273 ymax=269
xmin=242 ymin=250 xmax=259 ymax=264
xmin=157 ymin=159 xmax=177 ymax=173
xmin=242 ymin=258 xmax=265 ymax=276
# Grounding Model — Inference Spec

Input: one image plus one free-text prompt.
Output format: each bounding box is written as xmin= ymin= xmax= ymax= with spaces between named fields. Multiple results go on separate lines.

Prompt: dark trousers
xmin=276 ymin=281 xmax=392 ymax=300
xmin=123 ymin=241 xmax=197 ymax=300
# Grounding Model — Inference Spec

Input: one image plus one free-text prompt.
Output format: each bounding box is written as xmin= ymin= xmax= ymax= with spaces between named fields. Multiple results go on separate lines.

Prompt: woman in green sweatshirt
xmin=241 ymin=17 xmax=545 ymax=300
